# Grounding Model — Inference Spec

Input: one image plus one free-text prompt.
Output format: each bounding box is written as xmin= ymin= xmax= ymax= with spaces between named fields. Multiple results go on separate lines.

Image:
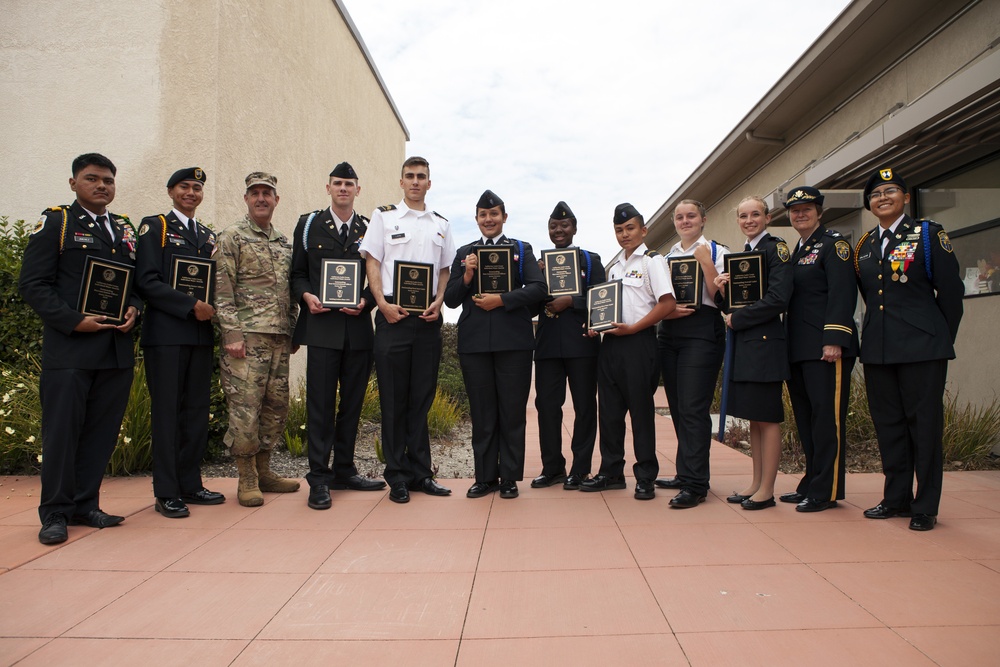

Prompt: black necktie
xmin=340 ymin=224 xmax=349 ymax=244
xmin=96 ymin=215 xmax=113 ymax=242
xmin=744 ymin=242 xmax=752 ymax=251
xmin=880 ymin=229 xmax=892 ymax=257
xmin=190 ymin=218 xmax=198 ymax=237
xmin=485 ymin=238 xmax=494 ymax=246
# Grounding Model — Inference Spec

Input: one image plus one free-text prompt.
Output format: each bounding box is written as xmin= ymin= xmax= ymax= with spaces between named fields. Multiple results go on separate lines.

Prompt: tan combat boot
xmin=256 ymin=450 xmax=301 ymax=493
xmin=234 ymin=455 xmax=264 ymax=507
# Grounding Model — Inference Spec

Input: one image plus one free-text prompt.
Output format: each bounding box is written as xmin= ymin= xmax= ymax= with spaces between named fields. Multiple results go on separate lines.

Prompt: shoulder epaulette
xmin=825 ymin=229 xmax=842 ymax=238
xmin=644 ymin=249 xmax=660 ymax=257
xmin=378 ymin=204 xmax=397 ymax=212
xmin=770 ymin=235 xmax=786 ymax=243
xmin=432 ymin=210 xmax=448 ymax=221
xmin=44 ymin=206 xmax=66 ymax=213
xmin=356 ymin=213 xmax=369 ymax=223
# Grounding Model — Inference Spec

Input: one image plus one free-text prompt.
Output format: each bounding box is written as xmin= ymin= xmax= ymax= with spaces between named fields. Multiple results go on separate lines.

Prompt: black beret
xmin=863 ymin=168 xmax=907 ymax=210
xmin=614 ymin=203 xmax=642 ymax=225
xmin=550 ymin=201 xmax=575 ymax=220
xmin=329 ymin=162 xmax=359 ymax=179
xmin=477 ymin=189 xmax=504 ymax=209
xmin=167 ymin=167 xmax=206 ymax=188
xmin=783 ymin=186 xmax=824 ymax=209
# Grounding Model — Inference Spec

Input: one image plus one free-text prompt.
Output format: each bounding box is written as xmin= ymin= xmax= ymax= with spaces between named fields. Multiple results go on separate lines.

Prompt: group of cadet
xmin=18 ymin=153 xmax=962 ymax=545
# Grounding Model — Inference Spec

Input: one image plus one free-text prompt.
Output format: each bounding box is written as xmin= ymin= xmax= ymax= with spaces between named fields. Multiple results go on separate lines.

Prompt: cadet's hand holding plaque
xmin=587 ymin=279 xmax=622 ymax=332
xmin=78 ymin=256 xmax=134 ymax=324
xmin=475 ymin=245 xmax=512 ymax=294
xmin=723 ymin=251 xmax=767 ymax=310
xmin=542 ymin=248 xmax=581 ymax=297
xmin=393 ymin=260 xmax=433 ymax=312
xmin=319 ymin=258 xmax=361 ymax=308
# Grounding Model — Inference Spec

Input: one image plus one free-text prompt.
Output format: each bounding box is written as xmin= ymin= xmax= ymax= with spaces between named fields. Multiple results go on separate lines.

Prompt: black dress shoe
xmin=38 ymin=512 xmax=68 ymax=545
xmin=331 ymin=475 xmax=387 ymax=491
xmin=411 ymin=477 xmax=451 ymax=496
xmin=909 ymin=514 xmax=937 ymax=531
xmin=779 ymin=491 xmax=805 ymax=504
xmin=796 ymin=498 xmax=837 ymax=513
xmin=727 ymin=492 xmax=751 ymax=504
xmin=530 ymin=472 xmax=567 ymax=488
xmin=308 ymin=484 xmax=332 ymax=510
xmin=669 ymin=489 xmax=707 ymax=509
xmin=181 ymin=488 xmax=226 ymax=505
xmin=579 ymin=474 xmax=627 ymax=492
xmin=154 ymin=498 xmax=190 ymax=519
xmin=741 ymin=496 xmax=776 ymax=511
xmin=388 ymin=483 xmax=410 ymax=504
xmin=71 ymin=508 xmax=125 ymax=527
xmin=654 ymin=477 xmax=682 ymax=489
xmin=563 ymin=474 xmax=587 ymax=490
xmin=863 ymin=503 xmax=910 ymax=519
xmin=467 ymin=480 xmax=499 ymax=498
xmin=634 ymin=479 xmax=655 ymax=500
xmin=499 ymin=480 xmax=519 ymax=499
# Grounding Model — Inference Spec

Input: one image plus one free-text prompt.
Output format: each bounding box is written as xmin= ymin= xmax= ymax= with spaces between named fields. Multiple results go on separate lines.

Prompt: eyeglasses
xmin=868 ymin=186 xmax=903 ymax=201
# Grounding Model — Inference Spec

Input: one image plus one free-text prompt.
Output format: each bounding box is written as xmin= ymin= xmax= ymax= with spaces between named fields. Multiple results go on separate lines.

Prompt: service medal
xmin=899 ymin=274 xmax=908 ymax=283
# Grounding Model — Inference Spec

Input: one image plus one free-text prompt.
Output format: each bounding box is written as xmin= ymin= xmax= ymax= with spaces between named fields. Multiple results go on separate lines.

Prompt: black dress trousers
xmin=373 ymin=313 xmax=441 ymax=487
xmin=597 ymin=329 xmax=660 ymax=481
xmin=534 ymin=356 xmax=598 ymax=477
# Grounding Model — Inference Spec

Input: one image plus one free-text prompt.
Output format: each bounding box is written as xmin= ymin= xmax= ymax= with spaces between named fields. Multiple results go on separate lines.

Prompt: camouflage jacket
xmin=213 ymin=215 xmax=297 ymax=344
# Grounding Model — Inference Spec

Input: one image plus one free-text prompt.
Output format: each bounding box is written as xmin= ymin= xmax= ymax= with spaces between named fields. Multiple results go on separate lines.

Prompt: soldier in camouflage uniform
xmin=213 ymin=172 xmax=300 ymax=506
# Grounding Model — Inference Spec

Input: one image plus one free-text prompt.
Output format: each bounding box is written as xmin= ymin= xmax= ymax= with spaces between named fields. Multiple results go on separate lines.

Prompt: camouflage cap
xmin=245 ymin=172 xmax=277 ymax=191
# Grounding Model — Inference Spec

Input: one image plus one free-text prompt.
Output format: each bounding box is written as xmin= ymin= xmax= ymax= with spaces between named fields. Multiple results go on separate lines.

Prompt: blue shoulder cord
xmin=302 ymin=211 xmax=319 ymax=250
xmin=713 ymin=239 xmax=731 ymax=442
xmin=516 ymin=239 xmax=524 ymax=284
xmin=582 ymin=249 xmax=592 ymax=284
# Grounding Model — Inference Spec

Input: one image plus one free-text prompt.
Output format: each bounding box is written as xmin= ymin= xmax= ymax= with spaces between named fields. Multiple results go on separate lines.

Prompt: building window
xmin=916 ymin=155 xmax=1000 ymax=297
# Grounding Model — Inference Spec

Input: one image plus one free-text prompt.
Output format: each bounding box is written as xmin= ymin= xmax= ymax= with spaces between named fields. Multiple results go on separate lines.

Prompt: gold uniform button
xmin=878 ymin=289 xmax=883 ymax=295
xmin=877 ymin=274 xmax=882 ymax=280
xmin=762 ymin=335 xmax=767 ymax=340
xmin=879 ymin=305 xmax=884 ymax=311
xmin=111 ymin=249 xmax=116 ymax=254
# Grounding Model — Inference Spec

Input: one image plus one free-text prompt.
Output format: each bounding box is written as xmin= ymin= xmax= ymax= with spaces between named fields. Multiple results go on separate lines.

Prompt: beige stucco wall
xmin=0 ymin=0 xmax=406 ymax=234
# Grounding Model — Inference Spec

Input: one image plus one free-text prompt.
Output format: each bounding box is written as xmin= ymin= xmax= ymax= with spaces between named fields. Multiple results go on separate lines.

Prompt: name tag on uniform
xmin=74 ymin=233 xmax=95 ymax=244
xmin=391 ymin=232 xmax=406 ymax=240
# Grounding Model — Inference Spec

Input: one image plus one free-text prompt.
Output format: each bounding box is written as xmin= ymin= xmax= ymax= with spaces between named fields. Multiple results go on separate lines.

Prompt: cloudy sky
xmin=344 ymin=0 xmax=850 ymax=269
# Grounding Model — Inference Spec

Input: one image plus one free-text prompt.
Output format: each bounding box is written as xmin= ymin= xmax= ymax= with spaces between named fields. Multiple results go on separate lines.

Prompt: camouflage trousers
xmin=220 ymin=332 xmax=290 ymax=457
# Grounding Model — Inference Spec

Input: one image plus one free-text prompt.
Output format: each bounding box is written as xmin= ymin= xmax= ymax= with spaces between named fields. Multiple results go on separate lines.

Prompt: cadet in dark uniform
xmin=445 ymin=190 xmax=547 ymax=499
xmin=291 ymin=162 xmax=385 ymax=511
xmin=531 ymin=201 xmax=605 ymax=490
xmin=716 ymin=196 xmax=792 ymax=511
xmin=782 ymin=187 xmax=858 ymax=512
xmin=855 ymin=168 xmax=963 ymax=531
xmin=135 ymin=167 xmax=225 ymax=519
xmin=19 ymin=153 xmax=140 ymax=544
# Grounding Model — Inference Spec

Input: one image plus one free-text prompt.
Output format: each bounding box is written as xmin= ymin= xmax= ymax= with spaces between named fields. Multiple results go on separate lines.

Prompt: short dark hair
xmin=401 ymin=156 xmax=430 ymax=176
xmin=72 ymin=153 xmax=117 ymax=177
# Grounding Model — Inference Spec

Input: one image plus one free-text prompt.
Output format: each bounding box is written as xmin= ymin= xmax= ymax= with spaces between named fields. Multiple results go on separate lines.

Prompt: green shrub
xmin=427 ymin=387 xmax=460 ymax=437
xmin=359 ymin=374 xmax=381 ymax=423
xmin=283 ymin=378 xmax=307 ymax=457
xmin=106 ymin=355 xmax=153 ymax=475
xmin=943 ymin=391 xmax=1000 ymax=466
xmin=437 ymin=323 xmax=468 ymax=415
xmin=0 ymin=217 xmax=44 ymax=371
xmin=0 ymin=361 xmax=42 ymax=474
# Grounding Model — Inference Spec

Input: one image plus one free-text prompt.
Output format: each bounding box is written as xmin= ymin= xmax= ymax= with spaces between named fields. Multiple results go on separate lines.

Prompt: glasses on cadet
xmin=868 ymin=186 xmax=903 ymax=201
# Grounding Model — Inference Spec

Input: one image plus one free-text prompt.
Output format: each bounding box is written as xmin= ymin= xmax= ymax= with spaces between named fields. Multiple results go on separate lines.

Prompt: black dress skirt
xmin=729 ymin=379 xmax=784 ymax=424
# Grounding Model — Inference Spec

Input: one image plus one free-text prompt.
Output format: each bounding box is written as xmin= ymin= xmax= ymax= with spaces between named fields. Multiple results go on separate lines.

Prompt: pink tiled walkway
xmin=2 ymin=405 xmax=999 ymax=666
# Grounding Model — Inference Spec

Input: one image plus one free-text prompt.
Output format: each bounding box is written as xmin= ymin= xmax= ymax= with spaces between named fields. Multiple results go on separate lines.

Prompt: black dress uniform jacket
xmin=788 ymin=226 xmax=859 ymax=361
xmin=855 ymin=215 xmax=963 ymax=363
xmin=20 ymin=202 xmax=141 ymax=370
xmin=444 ymin=237 xmax=548 ymax=352
xmin=290 ymin=209 xmax=375 ymax=349
xmin=533 ymin=249 xmax=604 ymax=359
xmin=724 ymin=233 xmax=792 ymax=382
xmin=135 ymin=211 xmax=215 ymax=346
